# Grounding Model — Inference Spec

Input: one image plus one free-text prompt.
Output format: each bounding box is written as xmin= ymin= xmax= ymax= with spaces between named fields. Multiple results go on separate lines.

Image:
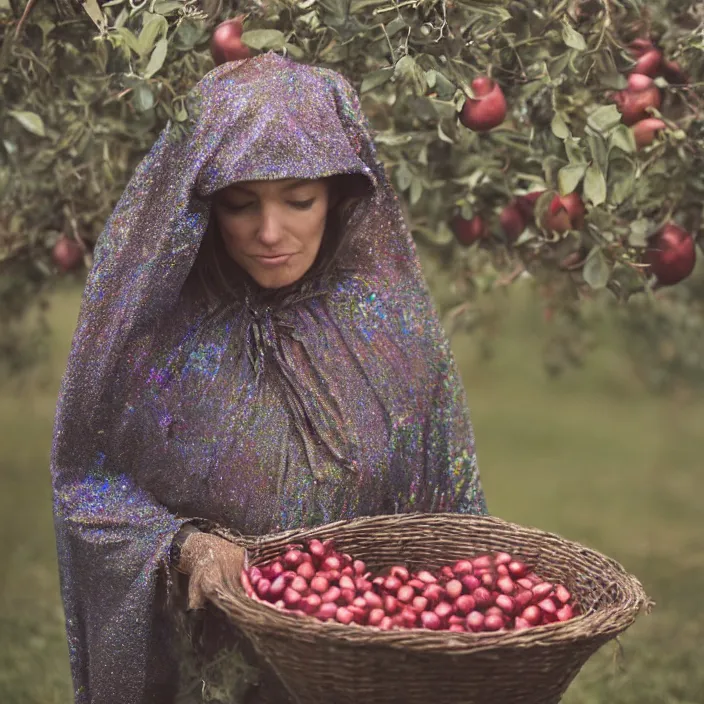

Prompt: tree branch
xmin=14 ymin=0 xmax=39 ymax=39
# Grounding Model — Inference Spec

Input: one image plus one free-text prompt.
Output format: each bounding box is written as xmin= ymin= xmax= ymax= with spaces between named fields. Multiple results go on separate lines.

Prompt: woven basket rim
xmin=211 ymin=513 xmax=650 ymax=654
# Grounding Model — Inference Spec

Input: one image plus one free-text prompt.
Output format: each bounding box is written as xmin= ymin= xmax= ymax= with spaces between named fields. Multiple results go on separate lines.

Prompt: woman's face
xmin=213 ymin=178 xmax=331 ymax=289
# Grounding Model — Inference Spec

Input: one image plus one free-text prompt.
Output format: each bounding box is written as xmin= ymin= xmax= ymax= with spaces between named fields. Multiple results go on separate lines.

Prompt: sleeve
xmin=48 ymin=117 xmax=210 ymax=703
xmin=53 ymin=467 xmax=190 ymax=704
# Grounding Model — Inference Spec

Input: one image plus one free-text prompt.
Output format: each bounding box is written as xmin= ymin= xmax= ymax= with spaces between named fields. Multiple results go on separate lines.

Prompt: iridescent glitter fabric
xmin=51 ymin=53 xmax=488 ymax=704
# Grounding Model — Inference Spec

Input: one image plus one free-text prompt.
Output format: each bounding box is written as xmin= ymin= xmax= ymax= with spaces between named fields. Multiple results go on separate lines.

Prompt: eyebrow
xmin=230 ymin=179 xmax=311 ymax=194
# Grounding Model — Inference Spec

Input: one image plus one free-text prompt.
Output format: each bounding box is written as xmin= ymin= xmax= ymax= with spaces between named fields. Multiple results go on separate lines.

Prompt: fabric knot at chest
xmin=246 ymin=306 xmax=298 ymax=375
xmin=243 ymin=302 xmax=359 ymax=478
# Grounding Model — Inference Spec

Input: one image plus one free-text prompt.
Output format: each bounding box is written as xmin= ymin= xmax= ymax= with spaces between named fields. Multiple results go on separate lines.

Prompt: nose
xmin=256 ymin=207 xmax=284 ymax=248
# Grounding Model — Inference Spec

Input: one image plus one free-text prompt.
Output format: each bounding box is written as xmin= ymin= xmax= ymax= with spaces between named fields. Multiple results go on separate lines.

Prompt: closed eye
xmin=220 ymin=199 xmax=315 ymax=213
xmin=222 ymin=202 xmax=253 ymax=213
xmin=288 ymin=199 xmax=315 ymax=210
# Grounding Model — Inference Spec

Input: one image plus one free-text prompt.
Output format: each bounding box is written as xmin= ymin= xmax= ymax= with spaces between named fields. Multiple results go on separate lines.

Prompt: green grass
xmin=1 ymin=284 xmax=703 ymax=703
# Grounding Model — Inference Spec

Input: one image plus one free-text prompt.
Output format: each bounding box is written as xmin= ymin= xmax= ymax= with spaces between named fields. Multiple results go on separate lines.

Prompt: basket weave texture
xmin=211 ymin=513 xmax=650 ymax=704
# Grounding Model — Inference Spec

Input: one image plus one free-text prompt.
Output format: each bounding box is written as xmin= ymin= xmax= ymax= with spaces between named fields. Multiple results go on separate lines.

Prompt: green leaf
xmin=583 ymin=249 xmax=611 ymax=289
xmin=8 ymin=110 xmax=45 ymax=137
xmin=241 ymin=29 xmax=286 ymax=51
xmin=432 ymin=71 xmax=457 ymax=100
xmin=587 ymin=105 xmax=622 ymax=133
xmin=410 ymin=177 xmax=423 ymax=205
xmin=568 ymin=49 xmax=582 ymax=74
xmin=453 ymin=169 xmax=485 ymax=189
xmin=144 ymin=38 xmax=168 ymax=79
xmin=600 ymin=73 xmax=628 ymax=90
xmin=561 ymin=21 xmax=586 ymax=51
xmin=609 ymin=124 xmax=636 ymax=154
xmin=394 ymin=55 xmax=416 ymax=80
xmin=133 ymin=84 xmax=155 ymax=112
xmin=628 ymin=218 xmax=651 ymax=247
xmin=113 ymin=27 xmax=141 ymax=54
xmin=549 ymin=52 xmax=572 ymax=79
xmin=429 ymin=99 xmax=458 ymax=120
xmin=565 ymin=137 xmax=586 ymax=165
xmin=284 ymin=43 xmax=305 ymax=60
xmin=151 ymin=0 xmax=183 ymax=15
xmin=138 ymin=14 xmax=168 ymax=57
xmin=460 ymin=202 xmax=474 ymax=219
xmin=360 ymin=67 xmax=394 ymax=93
xmin=542 ymin=155 xmax=563 ymax=190
xmin=114 ymin=7 xmax=129 ymax=29
xmin=584 ymin=162 xmax=606 ymax=205
xmin=551 ymin=112 xmax=570 ymax=140
xmin=396 ymin=161 xmax=413 ymax=191
xmin=586 ymin=131 xmax=608 ymax=170
xmin=82 ymin=0 xmax=107 ymax=31
xmin=607 ymin=158 xmax=636 ymax=205
xmin=175 ymin=20 xmax=207 ymax=50
xmin=558 ymin=163 xmax=586 ymax=195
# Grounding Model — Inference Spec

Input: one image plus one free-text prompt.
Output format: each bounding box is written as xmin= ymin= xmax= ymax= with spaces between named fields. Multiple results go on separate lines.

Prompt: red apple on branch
xmin=459 ymin=77 xmax=507 ymax=132
xmin=613 ymin=74 xmax=662 ymax=126
xmin=515 ymin=191 xmax=545 ymax=220
xmin=628 ymin=38 xmax=687 ymax=83
xmin=643 ymin=223 xmax=697 ymax=286
xmin=629 ymin=38 xmax=655 ymax=58
xmin=452 ymin=215 xmax=488 ymax=246
xmin=500 ymin=204 xmax=526 ymax=243
xmin=540 ymin=193 xmax=585 ymax=234
xmin=633 ymin=49 xmax=663 ymax=77
xmin=632 ymin=118 xmax=667 ymax=149
xmin=52 ymin=235 xmax=83 ymax=273
xmin=211 ymin=17 xmax=251 ymax=65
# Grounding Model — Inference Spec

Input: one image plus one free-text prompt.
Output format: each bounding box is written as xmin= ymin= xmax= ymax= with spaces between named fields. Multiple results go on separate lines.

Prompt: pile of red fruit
xmin=241 ymin=539 xmax=577 ymax=633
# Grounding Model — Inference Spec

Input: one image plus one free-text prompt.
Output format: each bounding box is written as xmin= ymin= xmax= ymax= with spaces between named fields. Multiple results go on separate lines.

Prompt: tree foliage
xmin=1 ymin=0 xmax=703 ymax=387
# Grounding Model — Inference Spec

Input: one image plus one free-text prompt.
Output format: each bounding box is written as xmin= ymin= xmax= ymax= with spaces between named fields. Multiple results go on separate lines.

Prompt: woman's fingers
xmin=184 ymin=538 xmax=247 ymax=609
xmin=187 ymin=572 xmax=208 ymax=610
xmin=188 ymin=563 xmax=228 ymax=608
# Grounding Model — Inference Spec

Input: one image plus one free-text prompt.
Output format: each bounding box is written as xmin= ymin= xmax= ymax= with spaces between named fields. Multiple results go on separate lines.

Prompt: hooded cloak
xmin=51 ymin=53 xmax=487 ymax=704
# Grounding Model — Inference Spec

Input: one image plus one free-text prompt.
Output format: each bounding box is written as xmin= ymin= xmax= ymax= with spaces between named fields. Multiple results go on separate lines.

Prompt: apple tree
xmin=1 ymin=0 xmax=703 ymax=389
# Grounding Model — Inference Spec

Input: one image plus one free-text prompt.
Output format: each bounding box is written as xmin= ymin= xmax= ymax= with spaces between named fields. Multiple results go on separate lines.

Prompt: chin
xmin=251 ymin=270 xmax=305 ymax=289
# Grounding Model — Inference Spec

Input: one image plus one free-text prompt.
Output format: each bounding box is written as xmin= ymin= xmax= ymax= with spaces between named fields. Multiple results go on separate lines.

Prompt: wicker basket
xmin=211 ymin=513 xmax=651 ymax=704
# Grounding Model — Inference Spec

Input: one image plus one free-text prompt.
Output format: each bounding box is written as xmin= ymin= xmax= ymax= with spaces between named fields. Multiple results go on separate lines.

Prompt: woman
xmin=51 ymin=52 xmax=487 ymax=704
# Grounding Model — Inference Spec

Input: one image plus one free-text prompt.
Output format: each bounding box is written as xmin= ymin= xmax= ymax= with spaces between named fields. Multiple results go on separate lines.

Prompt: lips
xmin=253 ymin=253 xmax=294 ymax=267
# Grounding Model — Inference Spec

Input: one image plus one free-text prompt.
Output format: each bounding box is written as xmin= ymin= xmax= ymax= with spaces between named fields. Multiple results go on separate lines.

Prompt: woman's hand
xmin=177 ymin=531 xmax=247 ymax=611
